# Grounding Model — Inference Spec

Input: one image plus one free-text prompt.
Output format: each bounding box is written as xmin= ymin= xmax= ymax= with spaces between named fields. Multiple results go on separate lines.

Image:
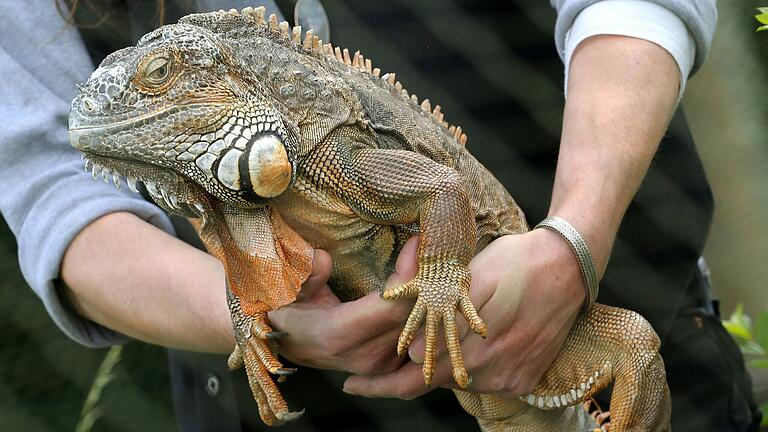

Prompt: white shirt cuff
xmin=563 ymin=0 xmax=696 ymax=101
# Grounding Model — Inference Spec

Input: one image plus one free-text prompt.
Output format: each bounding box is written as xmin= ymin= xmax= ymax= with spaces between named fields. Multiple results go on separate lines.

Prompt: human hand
xmin=343 ymin=229 xmax=586 ymax=399
xmin=268 ymin=237 xmax=421 ymax=375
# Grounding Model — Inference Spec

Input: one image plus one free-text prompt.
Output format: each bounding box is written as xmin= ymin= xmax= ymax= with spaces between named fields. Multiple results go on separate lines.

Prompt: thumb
xmin=295 ymin=249 xmax=337 ymax=304
xmin=386 ymin=236 xmax=420 ymax=288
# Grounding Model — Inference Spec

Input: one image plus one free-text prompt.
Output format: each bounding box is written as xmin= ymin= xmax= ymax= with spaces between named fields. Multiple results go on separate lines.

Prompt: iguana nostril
xmin=82 ymin=98 xmax=96 ymax=113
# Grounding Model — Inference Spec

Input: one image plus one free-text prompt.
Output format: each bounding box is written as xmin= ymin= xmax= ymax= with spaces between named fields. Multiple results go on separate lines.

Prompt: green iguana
xmin=67 ymin=7 xmax=670 ymax=431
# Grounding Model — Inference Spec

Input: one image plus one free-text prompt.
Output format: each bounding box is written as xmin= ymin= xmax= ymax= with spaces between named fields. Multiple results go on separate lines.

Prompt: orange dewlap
xmin=190 ymin=203 xmax=313 ymax=315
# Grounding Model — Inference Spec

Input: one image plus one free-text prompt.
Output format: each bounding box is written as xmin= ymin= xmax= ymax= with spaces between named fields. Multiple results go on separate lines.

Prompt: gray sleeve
xmin=550 ymin=0 xmax=717 ymax=74
xmin=0 ymin=1 xmax=175 ymax=347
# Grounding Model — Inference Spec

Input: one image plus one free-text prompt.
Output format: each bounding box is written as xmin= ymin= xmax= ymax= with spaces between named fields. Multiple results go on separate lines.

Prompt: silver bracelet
xmin=534 ymin=216 xmax=599 ymax=313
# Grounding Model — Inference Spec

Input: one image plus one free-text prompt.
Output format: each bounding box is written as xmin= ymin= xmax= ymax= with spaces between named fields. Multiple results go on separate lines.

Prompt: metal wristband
xmin=534 ymin=216 xmax=599 ymax=313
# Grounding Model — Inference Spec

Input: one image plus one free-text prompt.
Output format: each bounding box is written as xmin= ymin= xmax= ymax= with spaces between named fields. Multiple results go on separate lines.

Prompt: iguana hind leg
xmin=193 ymin=202 xmax=313 ymax=426
xmin=523 ymin=304 xmax=670 ymax=431
xmin=455 ymin=304 xmax=670 ymax=431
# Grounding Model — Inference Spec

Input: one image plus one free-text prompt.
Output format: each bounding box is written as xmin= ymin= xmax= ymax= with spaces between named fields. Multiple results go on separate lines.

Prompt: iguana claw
xmin=274 ymin=367 xmax=297 ymax=376
xmin=273 ymin=409 xmax=305 ymax=426
xmin=266 ymin=331 xmax=289 ymax=340
xmin=227 ymin=345 xmax=244 ymax=370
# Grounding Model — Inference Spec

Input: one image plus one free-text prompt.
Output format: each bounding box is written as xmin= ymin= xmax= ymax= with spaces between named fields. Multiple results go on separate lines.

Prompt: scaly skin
xmin=456 ymin=304 xmax=670 ymax=431
xmin=67 ymin=7 xmax=670 ymax=430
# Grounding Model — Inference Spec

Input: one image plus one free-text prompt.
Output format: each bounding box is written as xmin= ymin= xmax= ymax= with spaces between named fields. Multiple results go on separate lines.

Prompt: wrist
xmin=528 ymin=228 xmax=587 ymax=309
xmin=545 ymin=200 xmax=618 ymax=280
xmin=534 ymin=216 xmax=599 ymax=312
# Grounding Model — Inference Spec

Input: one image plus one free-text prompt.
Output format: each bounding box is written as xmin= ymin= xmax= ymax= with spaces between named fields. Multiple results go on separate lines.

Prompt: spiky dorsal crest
xmin=180 ymin=7 xmax=468 ymax=146
xmin=179 ymin=7 xmax=256 ymax=34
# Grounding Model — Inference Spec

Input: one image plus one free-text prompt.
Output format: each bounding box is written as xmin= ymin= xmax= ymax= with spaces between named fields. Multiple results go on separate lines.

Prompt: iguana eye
xmin=133 ymin=51 xmax=178 ymax=94
xmin=145 ymin=57 xmax=171 ymax=85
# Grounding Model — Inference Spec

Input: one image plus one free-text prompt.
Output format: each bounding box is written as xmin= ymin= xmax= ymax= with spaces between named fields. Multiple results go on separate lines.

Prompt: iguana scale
xmin=67 ymin=7 xmax=671 ymax=431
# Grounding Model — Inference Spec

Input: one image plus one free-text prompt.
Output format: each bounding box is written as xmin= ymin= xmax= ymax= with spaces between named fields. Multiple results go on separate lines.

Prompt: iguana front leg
xmin=226 ymin=287 xmax=303 ymax=425
xmin=193 ymin=200 xmax=313 ymax=425
xmin=312 ymin=140 xmax=486 ymax=388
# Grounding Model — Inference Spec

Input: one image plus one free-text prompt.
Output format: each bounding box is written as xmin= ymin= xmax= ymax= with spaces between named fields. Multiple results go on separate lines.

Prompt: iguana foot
xmin=228 ymin=313 xmax=302 ymax=425
xmin=383 ymin=261 xmax=486 ymax=388
xmin=228 ymin=287 xmax=302 ymax=426
xmin=584 ymin=399 xmax=611 ymax=432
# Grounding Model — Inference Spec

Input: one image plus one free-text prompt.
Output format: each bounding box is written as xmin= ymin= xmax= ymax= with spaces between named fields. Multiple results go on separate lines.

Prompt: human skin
xmin=61 ymin=211 xmax=235 ymax=353
xmin=61 ymin=34 xmax=679 ymax=399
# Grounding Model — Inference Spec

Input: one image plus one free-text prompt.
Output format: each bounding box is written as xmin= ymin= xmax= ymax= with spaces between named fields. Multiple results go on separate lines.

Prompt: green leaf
xmin=758 ymin=25 xmax=768 ymax=32
xmin=750 ymin=358 xmax=768 ymax=369
xmin=75 ymin=345 xmax=123 ymax=432
xmin=761 ymin=402 xmax=768 ymax=426
xmin=743 ymin=341 xmax=766 ymax=356
xmin=734 ymin=304 xmax=752 ymax=330
xmin=756 ymin=310 xmax=768 ymax=351
xmin=757 ymin=8 xmax=768 ymax=27
xmin=724 ymin=320 xmax=754 ymax=342
xmin=724 ymin=304 xmax=754 ymax=341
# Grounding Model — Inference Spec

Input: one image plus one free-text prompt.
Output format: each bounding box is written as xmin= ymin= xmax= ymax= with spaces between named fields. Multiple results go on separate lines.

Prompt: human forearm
xmin=60 ymin=211 xmax=234 ymax=353
xmin=549 ymin=35 xmax=680 ymax=276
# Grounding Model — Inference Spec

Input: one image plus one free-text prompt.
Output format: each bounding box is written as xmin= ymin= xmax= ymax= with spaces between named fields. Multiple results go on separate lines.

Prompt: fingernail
xmin=342 ymin=385 xmax=357 ymax=395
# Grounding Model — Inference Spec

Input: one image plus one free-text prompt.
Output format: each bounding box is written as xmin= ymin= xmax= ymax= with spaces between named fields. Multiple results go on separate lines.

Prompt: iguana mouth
xmin=69 ymin=106 xmax=174 ymax=133
xmin=81 ymin=152 xmax=205 ymax=217
xmin=68 ymin=102 xmax=222 ymax=146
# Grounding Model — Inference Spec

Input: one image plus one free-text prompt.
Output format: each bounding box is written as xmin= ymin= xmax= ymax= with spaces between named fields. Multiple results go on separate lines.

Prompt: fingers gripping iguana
xmin=67 ymin=7 xmax=671 ymax=431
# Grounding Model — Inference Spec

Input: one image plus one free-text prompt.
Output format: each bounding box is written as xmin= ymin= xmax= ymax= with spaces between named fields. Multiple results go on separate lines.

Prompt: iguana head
xmin=69 ymin=8 xmax=310 ymax=212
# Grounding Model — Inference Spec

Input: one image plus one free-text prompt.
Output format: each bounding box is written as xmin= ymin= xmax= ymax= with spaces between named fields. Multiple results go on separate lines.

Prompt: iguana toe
xmin=382 ymin=279 xmax=419 ymax=300
xmin=227 ymin=344 xmax=244 ymax=370
xmin=459 ymin=296 xmax=487 ymax=338
xmin=422 ymin=310 xmax=439 ymax=386
xmin=397 ymin=300 xmax=426 ymax=357
xmin=443 ymin=308 xmax=471 ymax=388
xmin=242 ymin=336 xmax=297 ymax=426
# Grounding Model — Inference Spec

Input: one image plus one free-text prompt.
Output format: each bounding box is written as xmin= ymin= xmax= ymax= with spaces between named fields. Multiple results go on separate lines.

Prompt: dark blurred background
xmin=0 ymin=1 xmax=765 ymax=431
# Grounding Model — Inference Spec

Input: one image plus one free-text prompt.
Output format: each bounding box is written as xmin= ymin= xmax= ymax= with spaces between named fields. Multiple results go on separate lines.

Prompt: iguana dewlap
xmin=67 ymin=7 xmax=671 ymax=431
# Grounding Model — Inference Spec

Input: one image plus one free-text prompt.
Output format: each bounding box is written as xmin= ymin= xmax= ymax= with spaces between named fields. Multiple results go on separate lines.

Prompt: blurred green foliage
xmin=757 ymin=8 xmax=768 ymax=31
xmin=723 ymin=304 xmax=768 ymax=363
xmin=76 ymin=346 xmax=123 ymax=432
xmin=723 ymin=304 xmax=768 ymax=426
